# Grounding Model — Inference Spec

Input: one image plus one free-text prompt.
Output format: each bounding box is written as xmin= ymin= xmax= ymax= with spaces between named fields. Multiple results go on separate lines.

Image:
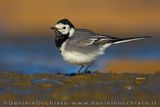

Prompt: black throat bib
xmin=55 ymin=30 xmax=69 ymax=50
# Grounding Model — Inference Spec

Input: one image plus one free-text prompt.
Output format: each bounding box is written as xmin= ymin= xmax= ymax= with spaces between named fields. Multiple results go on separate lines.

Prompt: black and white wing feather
xmin=71 ymin=29 xmax=150 ymax=47
xmin=68 ymin=29 xmax=150 ymax=48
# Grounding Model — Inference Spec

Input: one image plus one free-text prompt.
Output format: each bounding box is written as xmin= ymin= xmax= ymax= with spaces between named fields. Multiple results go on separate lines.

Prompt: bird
xmin=50 ymin=19 xmax=150 ymax=74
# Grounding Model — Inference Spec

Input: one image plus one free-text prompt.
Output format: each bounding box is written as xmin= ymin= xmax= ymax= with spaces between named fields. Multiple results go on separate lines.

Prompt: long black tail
xmin=111 ymin=36 xmax=151 ymax=44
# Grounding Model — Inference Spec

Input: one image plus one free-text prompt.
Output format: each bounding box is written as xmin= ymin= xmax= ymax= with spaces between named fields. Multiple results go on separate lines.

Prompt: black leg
xmin=77 ymin=65 xmax=84 ymax=74
xmin=84 ymin=65 xmax=91 ymax=73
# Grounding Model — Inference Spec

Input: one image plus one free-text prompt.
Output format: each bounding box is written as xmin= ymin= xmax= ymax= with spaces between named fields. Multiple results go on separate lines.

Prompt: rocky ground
xmin=0 ymin=71 xmax=160 ymax=107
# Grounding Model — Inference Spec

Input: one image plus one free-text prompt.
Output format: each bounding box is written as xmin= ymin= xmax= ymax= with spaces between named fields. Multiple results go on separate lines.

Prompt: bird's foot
xmin=76 ymin=71 xmax=92 ymax=75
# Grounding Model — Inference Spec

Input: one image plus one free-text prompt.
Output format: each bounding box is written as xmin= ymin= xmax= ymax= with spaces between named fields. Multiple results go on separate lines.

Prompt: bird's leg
xmin=77 ymin=65 xmax=84 ymax=74
xmin=84 ymin=64 xmax=91 ymax=73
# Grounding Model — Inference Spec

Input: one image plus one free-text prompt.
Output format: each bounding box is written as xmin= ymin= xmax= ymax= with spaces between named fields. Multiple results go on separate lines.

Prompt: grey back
xmin=66 ymin=29 xmax=102 ymax=54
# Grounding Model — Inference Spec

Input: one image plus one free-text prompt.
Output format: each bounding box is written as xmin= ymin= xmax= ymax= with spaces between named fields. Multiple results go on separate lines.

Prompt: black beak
xmin=50 ymin=27 xmax=56 ymax=30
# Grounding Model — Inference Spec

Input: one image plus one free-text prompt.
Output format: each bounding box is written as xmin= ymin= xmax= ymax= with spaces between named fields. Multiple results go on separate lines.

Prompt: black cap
xmin=57 ymin=19 xmax=75 ymax=28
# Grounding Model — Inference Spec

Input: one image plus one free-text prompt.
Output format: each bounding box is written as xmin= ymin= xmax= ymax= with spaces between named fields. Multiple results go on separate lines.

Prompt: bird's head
xmin=51 ymin=19 xmax=75 ymax=37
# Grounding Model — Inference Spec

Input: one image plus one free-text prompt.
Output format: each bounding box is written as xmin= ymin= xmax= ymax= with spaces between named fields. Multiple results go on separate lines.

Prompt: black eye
xmin=63 ymin=26 xmax=66 ymax=29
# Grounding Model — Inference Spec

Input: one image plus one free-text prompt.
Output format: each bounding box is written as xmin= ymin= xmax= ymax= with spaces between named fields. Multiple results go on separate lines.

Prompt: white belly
xmin=59 ymin=40 xmax=111 ymax=65
xmin=60 ymin=41 xmax=96 ymax=65
xmin=62 ymin=50 xmax=96 ymax=65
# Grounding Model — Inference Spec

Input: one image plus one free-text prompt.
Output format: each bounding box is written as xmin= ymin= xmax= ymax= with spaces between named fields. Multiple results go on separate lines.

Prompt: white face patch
xmin=55 ymin=23 xmax=75 ymax=36
xmin=69 ymin=28 xmax=75 ymax=37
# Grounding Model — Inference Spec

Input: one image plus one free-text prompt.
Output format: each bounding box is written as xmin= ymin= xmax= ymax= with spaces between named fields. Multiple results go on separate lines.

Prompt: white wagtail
xmin=51 ymin=19 xmax=150 ymax=74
